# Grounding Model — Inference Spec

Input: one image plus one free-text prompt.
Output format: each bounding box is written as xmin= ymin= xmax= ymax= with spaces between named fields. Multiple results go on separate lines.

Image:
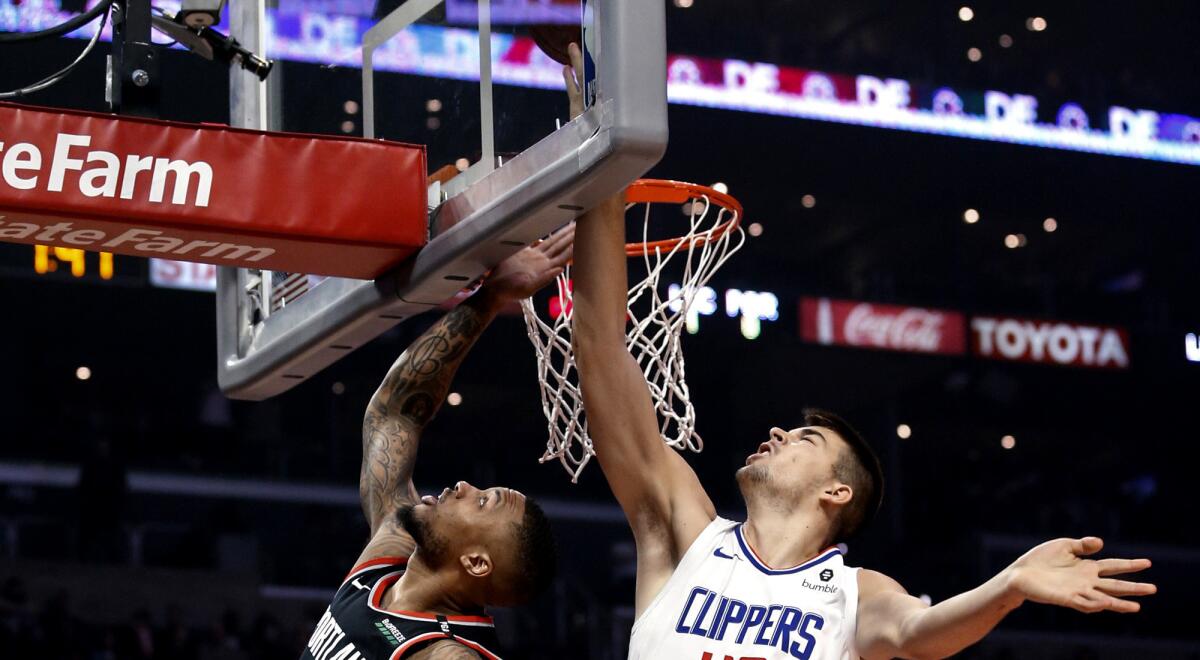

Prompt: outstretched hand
xmin=562 ymin=42 xmax=585 ymax=120
xmin=1007 ymin=537 xmax=1156 ymax=614
xmin=479 ymin=223 xmax=574 ymax=302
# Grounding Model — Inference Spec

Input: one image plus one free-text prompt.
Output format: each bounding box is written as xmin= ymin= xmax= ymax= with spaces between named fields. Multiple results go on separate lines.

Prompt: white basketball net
xmin=521 ymin=189 xmax=746 ymax=481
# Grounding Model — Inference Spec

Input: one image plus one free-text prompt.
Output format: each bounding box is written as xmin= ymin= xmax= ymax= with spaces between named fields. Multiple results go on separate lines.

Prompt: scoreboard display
xmin=0 ymin=243 xmax=144 ymax=285
xmin=34 ymin=245 xmax=114 ymax=280
xmin=0 ymin=242 xmax=222 ymax=291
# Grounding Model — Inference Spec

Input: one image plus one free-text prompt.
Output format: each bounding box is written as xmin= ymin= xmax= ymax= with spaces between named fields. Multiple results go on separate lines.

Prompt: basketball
xmin=530 ymin=23 xmax=582 ymax=65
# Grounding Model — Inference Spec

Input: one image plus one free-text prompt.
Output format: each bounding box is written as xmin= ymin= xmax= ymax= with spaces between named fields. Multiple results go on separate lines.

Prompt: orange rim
xmin=622 ymin=179 xmax=743 ymax=257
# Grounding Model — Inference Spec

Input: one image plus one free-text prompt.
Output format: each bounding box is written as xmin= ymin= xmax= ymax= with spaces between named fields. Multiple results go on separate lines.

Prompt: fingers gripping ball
xmin=530 ymin=24 xmax=582 ymax=65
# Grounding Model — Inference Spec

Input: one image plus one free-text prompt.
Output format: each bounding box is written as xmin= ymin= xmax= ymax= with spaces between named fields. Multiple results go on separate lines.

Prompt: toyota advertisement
xmin=799 ymin=296 xmax=1131 ymax=369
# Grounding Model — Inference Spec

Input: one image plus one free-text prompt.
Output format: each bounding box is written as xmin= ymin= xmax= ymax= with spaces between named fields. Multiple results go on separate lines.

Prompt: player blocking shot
xmin=300 ymin=227 xmax=572 ymax=660
xmin=561 ymin=44 xmax=1157 ymax=660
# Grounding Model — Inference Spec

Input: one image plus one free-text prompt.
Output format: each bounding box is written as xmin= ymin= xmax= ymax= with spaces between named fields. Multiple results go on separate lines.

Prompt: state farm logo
xmin=0 ymin=218 xmax=275 ymax=263
xmin=1 ymin=133 xmax=213 ymax=207
xmin=971 ymin=317 xmax=1129 ymax=369
xmin=843 ymin=304 xmax=948 ymax=353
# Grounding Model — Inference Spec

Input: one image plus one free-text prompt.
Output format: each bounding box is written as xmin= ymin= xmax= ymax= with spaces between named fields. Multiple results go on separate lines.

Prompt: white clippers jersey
xmin=629 ymin=517 xmax=859 ymax=660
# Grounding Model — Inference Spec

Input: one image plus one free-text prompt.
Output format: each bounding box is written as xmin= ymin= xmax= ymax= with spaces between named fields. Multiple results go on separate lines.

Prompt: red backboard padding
xmin=0 ymin=102 xmax=427 ymax=278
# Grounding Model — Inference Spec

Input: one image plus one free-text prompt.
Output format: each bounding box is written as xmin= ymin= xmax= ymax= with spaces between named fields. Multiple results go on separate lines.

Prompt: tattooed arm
xmin=356 ymin=292 xmax=499 ymax=555
xmin=353 ymin=225 xmax=575 ymax=564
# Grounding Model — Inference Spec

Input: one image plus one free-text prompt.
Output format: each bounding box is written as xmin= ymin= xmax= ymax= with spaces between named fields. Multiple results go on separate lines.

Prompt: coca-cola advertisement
xmin=799 ymin=297 xmax=967 ymax=355
xmin=970 ymin=316 xmax=1130 ymax=369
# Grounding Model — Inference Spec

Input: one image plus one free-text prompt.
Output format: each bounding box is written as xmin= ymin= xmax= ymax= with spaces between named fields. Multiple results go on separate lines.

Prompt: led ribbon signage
xmin=3 ymin=1 xmax=1199 ymax=165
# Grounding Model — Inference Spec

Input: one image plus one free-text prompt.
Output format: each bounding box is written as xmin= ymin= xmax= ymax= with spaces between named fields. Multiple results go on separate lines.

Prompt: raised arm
xmin=564 ymin=44 xmax=715 ymax=616
xmin=856 ymin=537 xmax=1156 ymax=660
xmin=355 ymin=228 xmax=574 ymax=563
xmin=358 ymin=294 xmax=495 ymax=533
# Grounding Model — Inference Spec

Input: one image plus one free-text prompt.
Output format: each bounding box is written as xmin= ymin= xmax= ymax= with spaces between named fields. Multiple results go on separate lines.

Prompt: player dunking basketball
xmin=300 ymin=228 xmax=572 ymax=660
xmin=562 ymin=44 xmax=1157 ymax=660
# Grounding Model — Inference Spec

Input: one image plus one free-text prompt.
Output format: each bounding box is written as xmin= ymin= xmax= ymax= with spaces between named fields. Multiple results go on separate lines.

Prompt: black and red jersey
xmin=299 ymin=557 xmax=504 ymax=660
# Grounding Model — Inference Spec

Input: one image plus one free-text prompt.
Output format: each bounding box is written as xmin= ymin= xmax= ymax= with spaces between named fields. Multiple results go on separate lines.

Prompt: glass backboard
xmin=217 ymin=0 xmax=667 ymax=400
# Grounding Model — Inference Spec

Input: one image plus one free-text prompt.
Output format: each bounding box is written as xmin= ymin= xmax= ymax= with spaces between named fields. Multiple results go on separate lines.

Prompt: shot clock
xmin=34 ymin=245 xmax=115 ymax=280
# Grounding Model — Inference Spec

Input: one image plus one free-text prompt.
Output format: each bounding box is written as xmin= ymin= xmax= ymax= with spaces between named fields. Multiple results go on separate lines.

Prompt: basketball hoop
xmin=521 ymin=179 xmax=746 ymax=481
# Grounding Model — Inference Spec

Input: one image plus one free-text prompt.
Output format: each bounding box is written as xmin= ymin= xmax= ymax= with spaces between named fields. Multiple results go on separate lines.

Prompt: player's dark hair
xmin=508 ymin=498 xmax=558 ymax=603
xmin=802 ymin=408 xmax=884 ymax=545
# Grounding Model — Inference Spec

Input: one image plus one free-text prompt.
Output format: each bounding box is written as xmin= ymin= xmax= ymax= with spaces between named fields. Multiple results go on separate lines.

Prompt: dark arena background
xmin=2 ymin=1 xmax=1199 ymax=658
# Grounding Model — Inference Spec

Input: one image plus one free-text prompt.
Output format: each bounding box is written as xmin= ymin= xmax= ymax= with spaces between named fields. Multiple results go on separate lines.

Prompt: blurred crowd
xmin=0 ymin=576 xmax=306 ymax=660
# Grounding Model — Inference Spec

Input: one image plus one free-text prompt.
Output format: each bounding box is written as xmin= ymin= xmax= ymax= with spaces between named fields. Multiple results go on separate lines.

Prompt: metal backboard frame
xmin=217 ymin=0 xmax=668 ymax=399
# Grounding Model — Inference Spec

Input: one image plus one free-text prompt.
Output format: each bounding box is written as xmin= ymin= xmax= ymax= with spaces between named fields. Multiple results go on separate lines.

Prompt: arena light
xmin=1043 ymin=217 xmax=1058 ymax=232
xmin=999 ymin=34 xmax=1013 ymax=48
xmin=447 ymin=392 xmax=463 ymax=406
xmin=967 ymin=47 xmax=983 ymax=62
xmin=331 ymin=381 xmax=346 ymax=395
xmin=426 ymin=99 xmax=443 ymax=113
xmin=1027 ymin=17 xmax=1047 ymax=31
xmin=666 ymin=284 xmax=777 ymax=339
xmin=455 ymin=157 xmax=470 ymax=171
xmin=674 ymin=0 xmax=694 ymax=7
xmin=958 ymin=6 xmax=974 ymax=22
xmin=801 ymin=194 xmax=817 ymax=209
xmin=343 ymin=100 xmax=359 ymax=114
xmin=686 ymin=286 xmax=716 ymax=334
xmin=748 ymin=222 xmax=763 ymax=237
xmin=1186 ymin=333 xmax=1200 ymax=363
xmin=1004 ymin=234 xmax=1020 ymax=248
xmin=726 ymin=288 xmax=779 ymax=340
xmin=896 ymin=424 xmax=912 ymax=439
xmin=711 ymin=182 xmax=729 ymax=194
xmin=1001 ymin=435 xmax=1016 ymax=449
xmin=75 ymin=366 xmax=91 ymax=381
xmin=963 ymin=208 xmax=980 ymax=224
xmin=682 ymin=298 xmax=707 ymax=334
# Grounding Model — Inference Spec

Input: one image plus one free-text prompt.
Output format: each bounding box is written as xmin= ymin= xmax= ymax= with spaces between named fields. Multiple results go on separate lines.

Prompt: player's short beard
xmin=739 ymin=462 xmax=767 ymax=480
xmin=397 ymin=505 xmax=450 ymax=565
xmin=735 ymin=463 xmax=770 ymax=503
xmin=736 ymin=463 xmax=801 ymax=514
xmin=736 ymin=463 xmax=769 ymax=489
